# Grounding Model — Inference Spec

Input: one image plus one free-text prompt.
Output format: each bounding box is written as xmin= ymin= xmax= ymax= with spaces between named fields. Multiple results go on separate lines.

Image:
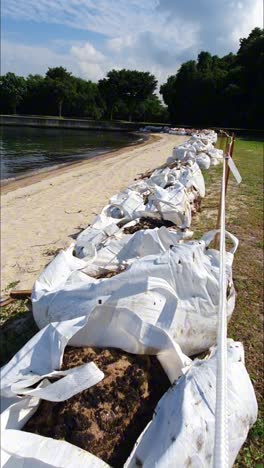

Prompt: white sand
xmin=1 ymin=134 xmax=187 ymax=292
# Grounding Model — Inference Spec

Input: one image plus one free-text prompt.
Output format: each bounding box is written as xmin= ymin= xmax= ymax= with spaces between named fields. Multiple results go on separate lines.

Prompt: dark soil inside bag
xmin=94 ymin=269 xmax=122 ymax=280
xmin=24 ymin=346 xmax=170 ymax=467
xmin=192 ymin=196 xmax=202 ymax=214
xmin=123 ymin=217 xmax=175 ymax=234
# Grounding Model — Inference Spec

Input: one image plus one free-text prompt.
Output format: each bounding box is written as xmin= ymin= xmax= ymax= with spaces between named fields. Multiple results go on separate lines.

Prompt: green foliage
xmin=2 ymin=27 xmax=262 ymax=125
xmin=0 ymin=72 xmax=27 ymax=114
xmin=138 ymin=95 xmax=169 ymax=123
xmin=99 ymin=69 xmax=158 ymax=121
xmin=64 ymin=77 xmax=105 ymax=119
xmin=160 ymin=27 xmax=264 ymax=129
xmin=0 ymin=67 xmax=165 ymax=122
xmin=45 ymin=67 xmax=74 ymax=117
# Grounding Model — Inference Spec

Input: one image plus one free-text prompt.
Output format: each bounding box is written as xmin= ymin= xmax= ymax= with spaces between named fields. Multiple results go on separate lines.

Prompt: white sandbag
xmin=142 ymin=183 xmax=191 ymax=228
xmin=172 ymin=145 xmax=196 ymax=162
xmin=178 ymin=162 xmax=205 ymax=198
xmin=0 ymin=315 xmax=190 ymax=466
xmin=196 ymin=152 xmax=211 ymax=170
xmin=148 ymin=167 xmax=171 ymax=188
xmin=125 ymin=340 xmax=258 ymax=468
xmin=1 ymin=430 xmax=110 ymax=467
xmin=74 ymin=211 xmax=123 ymax=259
xmin=81 ymin=227 xmax=191 ymax=277
xmin=107 ymin=188 xmax=145 ymax=220
xmin=211 ymin=157 xmax=221 ymax=166
xmin=0 ymin=311 xmax=190 ymax=463
xmin=208 ymin=147 xmax=224 ymax=160
xmin=32 ymin=230 xmax=238 ymax=357
xmin=74 ymin=189 xmax=146 ymax=259
xmin=0 ymin=318 xmax=109 ymax=466
xmin=0 ymin=317 xmax=104 ymax=403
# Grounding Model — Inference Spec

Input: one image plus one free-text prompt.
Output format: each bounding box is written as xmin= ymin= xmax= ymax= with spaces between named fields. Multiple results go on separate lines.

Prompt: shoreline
xmin=1 ymin=132 xmax=150 ymax=195
xmin=1 ymin=133 xmax=188 ymax=292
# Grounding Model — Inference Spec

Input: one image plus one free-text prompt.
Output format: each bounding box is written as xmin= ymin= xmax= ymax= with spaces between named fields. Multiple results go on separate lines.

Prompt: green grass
xmin=4 ymin=280 xmax=20 ymax=291
xmin=0 ymin=299 xmax=38 ymax=367
xmin=193 ymin=137 xmax=264 ymax=466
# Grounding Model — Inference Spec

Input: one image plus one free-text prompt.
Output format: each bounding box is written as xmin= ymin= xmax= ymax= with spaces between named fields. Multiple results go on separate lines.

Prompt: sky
xmin=1 ymin=0 xmax=263 ymax=86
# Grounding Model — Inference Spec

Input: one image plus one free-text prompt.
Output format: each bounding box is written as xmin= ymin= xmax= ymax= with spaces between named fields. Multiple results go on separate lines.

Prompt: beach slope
xmin=1 ymin=134 xmax=187 ymax=292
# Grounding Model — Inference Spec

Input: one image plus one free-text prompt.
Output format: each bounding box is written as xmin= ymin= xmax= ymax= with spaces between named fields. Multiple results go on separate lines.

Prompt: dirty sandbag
xmin=177 ymin=162 xmax=205 ymax=198
xmin=1 ymin=430 xmax=110 ymax=468
xmin=32 ymin=230 xmax=238 ymax=357
xmin=79 ymin=189 xmax=145 ymax=236
xmin=208 ymin=147 xmax=223 ymax=160
xmin=74 ymin=189 xmax=146 ymax=259
xmin=172 ymin=144 xmax=190 ymax=157
xmin=107 ymin=188 xmax=145 ymax=220
xmin=125 ymin=340 xmax=258 ymax=468
xmin=148 ymin=167 xmax=171 ymax=188
xmin=32 ymin=274 xmax=191 ymax=382
xmin=74 ymin=213 xmax=122 ymax=259
xmin=1 ymin=317 xmax=190 ymax=466
xmin=0 ymin=317 xmax=104 ymax=404
xmin=192 ymin=142 xmax=214 ymax=155
xmin=81 ymin=226 xmax=192 ymax=277
xmin=196 ymin=152 xmax=211 ymax=170
xmin=142 ymin=183 xmax=192 ymax=228
xmin=172 ymin=145 xmax=195 ymax=161
xmin=128 ymin=179 xmax=151 ymax=194
xmin=0 ymin=317 xmax=110 ymax=467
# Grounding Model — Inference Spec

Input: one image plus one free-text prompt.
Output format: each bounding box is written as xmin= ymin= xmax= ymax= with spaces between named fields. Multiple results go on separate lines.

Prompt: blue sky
xmin=2 ymin=0 xmax=263 ymax=85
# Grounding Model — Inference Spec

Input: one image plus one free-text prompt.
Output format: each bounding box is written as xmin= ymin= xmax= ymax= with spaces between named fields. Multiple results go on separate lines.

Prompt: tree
xmin=140 ymin=95 xmax=169 ymax=123
xmin=45 ymin=67 xmax=74 ymax=117
xmin=237 ymin=27 xmax=264 ymax=127
xmin=64 ymin=77 xmax=105 ymax=119
xmin=99 ymin=69 xmax=157 ymax=121
xmin=98 ymin=76 xmax=120 ymax=120
xmin=160 ymin=27 xmax=264 ymax=128
xmin=0 ymin=72 xmax=27 ymax=114
xmin=20 ymin=74 xmax=47 ymax=115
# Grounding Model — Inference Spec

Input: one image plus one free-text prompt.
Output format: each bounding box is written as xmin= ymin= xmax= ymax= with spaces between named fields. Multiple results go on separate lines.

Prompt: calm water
xmin=0 ymin=126 xmax=141 ymax=180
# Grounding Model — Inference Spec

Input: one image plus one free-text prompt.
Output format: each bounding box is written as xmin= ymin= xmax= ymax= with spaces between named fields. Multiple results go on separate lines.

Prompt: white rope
xmin=213 ymin=151 xmax=229 ymax=468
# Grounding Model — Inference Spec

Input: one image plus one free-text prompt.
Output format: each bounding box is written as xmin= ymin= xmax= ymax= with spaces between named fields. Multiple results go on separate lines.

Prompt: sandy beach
xmin=1 ymin=133 xmax=187 ymax=293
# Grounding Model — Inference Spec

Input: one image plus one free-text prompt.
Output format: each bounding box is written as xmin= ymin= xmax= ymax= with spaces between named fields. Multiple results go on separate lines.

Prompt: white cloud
xmin=1 ymin=0 xmax=263 ymax=87
xmin=1 ymin=40 xmax=111 ymax=82
xmin=70 ymin=42 xmax=109 ymax=81
xmin=2 ymin=0 xmax=169 ymax=37
xmin=230 ymin=0 xmax=263 ymax=44
xmin=1 ymin=40 xmax=76 ymax=77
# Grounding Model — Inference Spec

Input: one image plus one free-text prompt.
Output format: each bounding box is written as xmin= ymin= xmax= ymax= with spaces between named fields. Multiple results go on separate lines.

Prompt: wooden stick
xmin=10 ymin=289 xmax=32 ymax=299
xmin=224 ymin=132 xmax=235 ymax=195
xmin=213 ymin=135 xmax=234 ymax=250
xmin=0 ymin=297 xmax=15 ymax=308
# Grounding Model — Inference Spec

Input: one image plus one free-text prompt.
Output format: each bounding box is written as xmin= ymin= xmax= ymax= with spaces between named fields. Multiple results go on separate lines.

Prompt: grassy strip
xmin=192 ymin=137 xmax=264 ymax=466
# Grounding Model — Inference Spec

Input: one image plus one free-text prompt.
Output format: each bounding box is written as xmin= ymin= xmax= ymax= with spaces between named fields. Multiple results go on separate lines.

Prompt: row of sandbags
xmin=168 ymin=130 xmax=223 ymax=169
xmin=73 ymin=161 xmax=205 ymax=260
xmin=0 ymin=130 xmax=258 ymax=467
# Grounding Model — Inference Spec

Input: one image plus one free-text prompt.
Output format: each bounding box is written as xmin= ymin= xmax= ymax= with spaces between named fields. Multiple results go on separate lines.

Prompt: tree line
xmin=0 ymin=68 xmax=168 ymax=123
xmin=0 ymin=27 xmax=263 ymax=128
xmin=161 ymin=27 xmax=264 ymax=129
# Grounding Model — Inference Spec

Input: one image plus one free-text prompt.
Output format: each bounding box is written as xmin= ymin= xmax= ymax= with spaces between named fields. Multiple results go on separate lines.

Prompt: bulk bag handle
xmin=201 ymin=230 xmax=239 ymax=255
